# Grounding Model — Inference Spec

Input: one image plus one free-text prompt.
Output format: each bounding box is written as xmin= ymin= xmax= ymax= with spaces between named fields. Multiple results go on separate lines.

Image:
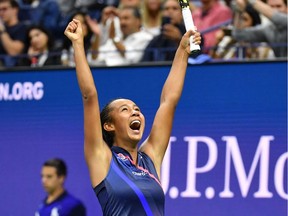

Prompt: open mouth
xmin=130 ymin=120 xmax=141 ymax=130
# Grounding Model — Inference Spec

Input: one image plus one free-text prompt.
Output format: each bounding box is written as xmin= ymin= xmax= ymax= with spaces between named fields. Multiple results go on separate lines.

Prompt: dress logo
xmin=132 ymin=171 xmax=147 ymax=176
xmin=117 ymin=153 xmax=128 ymax=161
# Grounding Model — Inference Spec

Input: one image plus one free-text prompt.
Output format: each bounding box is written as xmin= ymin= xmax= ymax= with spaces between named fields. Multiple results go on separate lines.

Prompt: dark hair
xmin=25 ymin=24 xmax=55 ymax=50
xmin=70 ymin=10 xmax=88 ymax=21
xmin=43 ymin=158 xmax=67 ymax=177
xmin=122 ymin=6 xmax=141 ymax=20
xmin=246 ymin=4 xmax=261 ymax=26
xmin=0 ymin=0 xmax=19 ymax=8
xmin=100 ymin=98 xmax=124 ymax=148
xmin=10 ymin=0 xmax=18 ymax=8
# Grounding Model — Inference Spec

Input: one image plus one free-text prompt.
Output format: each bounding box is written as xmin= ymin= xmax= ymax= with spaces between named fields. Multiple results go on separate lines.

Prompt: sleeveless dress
xmin=94 ymin=146 xmax=165 ymax=216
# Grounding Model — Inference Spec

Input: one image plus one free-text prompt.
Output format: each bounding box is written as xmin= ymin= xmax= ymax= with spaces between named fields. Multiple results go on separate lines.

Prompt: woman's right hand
xmin=64 ymin=19 xmax=83 ymax=44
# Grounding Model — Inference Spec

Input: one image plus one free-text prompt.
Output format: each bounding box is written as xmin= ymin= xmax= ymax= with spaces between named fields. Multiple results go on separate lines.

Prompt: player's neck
xmin=114 ymin=143 xmax=139 ymax=164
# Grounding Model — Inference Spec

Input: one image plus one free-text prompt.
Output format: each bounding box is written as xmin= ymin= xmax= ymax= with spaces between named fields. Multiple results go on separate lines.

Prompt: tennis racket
xmin=178 ymin=0 xmax=201 ymax=53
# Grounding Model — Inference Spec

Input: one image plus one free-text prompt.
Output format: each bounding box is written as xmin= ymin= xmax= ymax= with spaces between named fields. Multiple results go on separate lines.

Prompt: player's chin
xmin=129 ymin=131 xmax=143 ymax=141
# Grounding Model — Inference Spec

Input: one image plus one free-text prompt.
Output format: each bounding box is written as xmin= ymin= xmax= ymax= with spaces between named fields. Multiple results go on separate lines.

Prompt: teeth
xmin=130 ymin=120 xmax=141 ymax=130
xmin=130 ymin=120 xmax=140 ymax=125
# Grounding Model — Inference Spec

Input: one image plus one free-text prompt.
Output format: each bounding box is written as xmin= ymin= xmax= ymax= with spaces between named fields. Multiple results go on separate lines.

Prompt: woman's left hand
xmin=180 ymin=29 xmax=201 ymax=54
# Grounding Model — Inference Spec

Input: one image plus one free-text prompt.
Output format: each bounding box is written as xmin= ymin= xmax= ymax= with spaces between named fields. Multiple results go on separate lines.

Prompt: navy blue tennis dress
xmin=94 ymin=146 xmax=165 ymax=216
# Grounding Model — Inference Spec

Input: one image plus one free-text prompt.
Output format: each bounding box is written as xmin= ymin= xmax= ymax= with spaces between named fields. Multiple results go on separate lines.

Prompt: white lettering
xmin=0 ymin=81 xmax=44 ymax=101
xmin=162 ymin=135 xmax=286 ymax=200
xmin=23 ymin=82 xmax=33 ymax=100
xmin=0 ymin=82 xmax=9 ymax=100
xmin=33 ymin=81 xmax=44 ymax=100
xmin=219 ymin=136 xmax=274 ymax=198
xmin=274 ymin=152 xmax=288 ymax=199
xmin=181 ymin=136 xmax=218 ymax=198
xmin=12 ymin=82 xmax=22 ymax=101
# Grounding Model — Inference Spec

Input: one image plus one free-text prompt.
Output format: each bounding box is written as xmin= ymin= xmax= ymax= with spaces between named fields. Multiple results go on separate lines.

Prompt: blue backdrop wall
xmin=0 ymin=61 xmax=287 ymax=216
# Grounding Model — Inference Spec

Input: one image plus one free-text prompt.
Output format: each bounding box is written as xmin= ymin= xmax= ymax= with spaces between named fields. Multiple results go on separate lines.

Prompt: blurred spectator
xmin=118 ymin=0 xmax=141 ymax=8
xmin=141 ymin=0 xmax=186 ymax=62
xmin=232 ymin=0 xmax=287 ymax=57
xmin=193 ymin=0 xmax=233 ymax=53
xmin=55 ymin=0 xmax=76 ymax=37
xmin=74 ymin=0 xmax=120 ymax=20
xmin=0 ymin=0 xmax=27 ymax=67
xmin=141 ymin=0 xmax=163 ymax=36
xmin=57 ymin=0 xmax=75 ymax=15
xmin=74 ymin=0 xmax=98 ymax=8
xmin=56 ymin=0 xmax=76 ymax=17
xmin=21 ymin=0 xmax=62 ymax=45
xmin=61 ymin=10 xmax=95 ymax=66
xmin=211 ymin=4 xmax=275 ymax=59
xmin=96 ymin=0 xmax=141 ymax=46
xmin=88 ymin=6 xmax=153 ymax=66
xmin=35 ymin=158 xmax=86 ymax=216
xmin=17 ymin=25 xmax=61 ymax=67
xmin=75 ymin=0 xmax=120 ymax=9
xmin=96 ymin=6 xmax=121 ymax=46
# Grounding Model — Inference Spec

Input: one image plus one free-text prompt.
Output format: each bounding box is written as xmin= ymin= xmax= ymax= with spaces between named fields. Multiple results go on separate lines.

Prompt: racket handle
xmin=182 ymin=7 xmax=201 ymax=53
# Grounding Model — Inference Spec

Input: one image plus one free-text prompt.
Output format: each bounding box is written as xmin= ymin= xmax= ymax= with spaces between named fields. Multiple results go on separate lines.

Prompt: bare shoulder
xmin=86 ymin=143 xmax=112 ymax=188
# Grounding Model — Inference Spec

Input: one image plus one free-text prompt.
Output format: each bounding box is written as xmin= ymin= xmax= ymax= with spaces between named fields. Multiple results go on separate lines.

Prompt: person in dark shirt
xmin=232 ymin=0 xmax=287 ymax=58
xmin=141 ymin=0 xmax=186 ymax=62
xmin=35 ymin=158 xmax=86 ymax=216
xmin=64 ymin=18 xmax=201 ymax=215
xmin=0 ymin=0 xmax=27 ymax=67
xmin=17 ymin=25 xmax=61 ymax=67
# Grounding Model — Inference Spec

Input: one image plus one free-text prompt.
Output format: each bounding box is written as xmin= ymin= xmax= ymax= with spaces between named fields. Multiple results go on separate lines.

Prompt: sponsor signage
xmin=0 ymin=62 xmax=286 ymax=216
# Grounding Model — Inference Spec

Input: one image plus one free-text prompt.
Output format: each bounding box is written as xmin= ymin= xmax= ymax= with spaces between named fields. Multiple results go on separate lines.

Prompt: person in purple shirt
xmin=64 ymin=18 xmax=201 ymax=215
xmin=35 ymin=158 xmax=86 ymax=216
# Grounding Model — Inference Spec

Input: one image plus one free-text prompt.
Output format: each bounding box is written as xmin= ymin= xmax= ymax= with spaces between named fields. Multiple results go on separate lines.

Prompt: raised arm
xmin=0 ymin=22 xmax=24 ymax=56
xmin=140 ymin=30 xmax=201 ymax=177
xmin=64 ymin=19 xmax=111 ymax=187
xmin=235 ymin=0 xmax=283 ymax=20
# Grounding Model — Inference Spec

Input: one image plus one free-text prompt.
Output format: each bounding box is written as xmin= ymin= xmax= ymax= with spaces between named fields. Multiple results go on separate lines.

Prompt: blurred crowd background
xmin=0 ymin=0 xmax=286 ymax=68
